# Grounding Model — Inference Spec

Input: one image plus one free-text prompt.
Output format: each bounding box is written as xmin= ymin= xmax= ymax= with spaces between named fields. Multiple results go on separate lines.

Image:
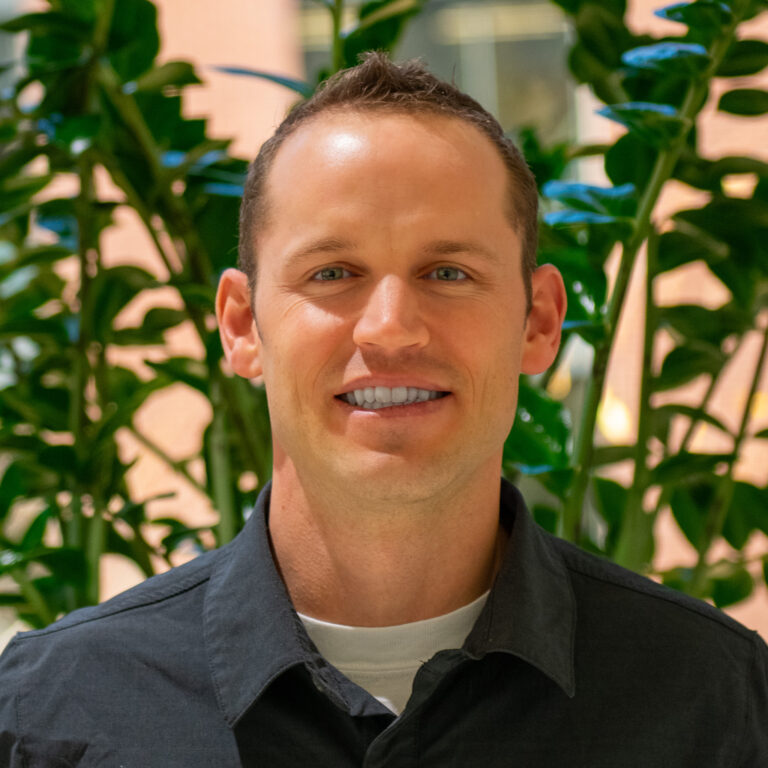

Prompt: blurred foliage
xmin=0 ymin=0 xmax=766 ymax=628
xmin=507 ymin=0 xmax=768 ymax=609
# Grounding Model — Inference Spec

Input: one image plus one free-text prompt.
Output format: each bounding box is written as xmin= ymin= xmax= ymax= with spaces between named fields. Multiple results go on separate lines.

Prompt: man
xmin=1 ymin=53 xmax=766 ymax=766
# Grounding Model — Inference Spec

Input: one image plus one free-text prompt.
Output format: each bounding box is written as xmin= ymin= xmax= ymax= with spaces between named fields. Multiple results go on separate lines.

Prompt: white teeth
xmin=341 ymin=386 xmax=445 ymax=409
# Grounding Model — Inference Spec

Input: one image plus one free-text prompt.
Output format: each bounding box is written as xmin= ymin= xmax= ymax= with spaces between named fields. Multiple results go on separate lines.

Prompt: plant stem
xmin=11 ymin=569 xmax=55 ymax=627
xmin=689 ymin=317 xmax=768 ymax=594
xmin=612 ymin=231 xmax=658 ymax=569
xmin=92 ymin=0 xmax=116 ymax=55
xmin=209 ymin=378 xmax=237 ymax=545
xmin=559 ymin=4 xmax=747 ymax=543
xmin=331 ymin=0 xmax=345 ymax=73
xmin=128 ymin=426 xmax=207 ymax=494
xmin=97 ymin=152 xmax=182 ymax=278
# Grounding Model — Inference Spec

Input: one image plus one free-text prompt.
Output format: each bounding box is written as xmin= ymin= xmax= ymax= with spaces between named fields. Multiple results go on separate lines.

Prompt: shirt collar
xmin=204 ymin=478 xmax=576 ymax=726
xmin=463 ymin=480 xmax=577 ymax=698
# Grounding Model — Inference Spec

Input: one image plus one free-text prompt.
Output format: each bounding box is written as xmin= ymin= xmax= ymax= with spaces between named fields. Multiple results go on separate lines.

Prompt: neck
xmin=267 ymin=460 xmax=506 ymax=627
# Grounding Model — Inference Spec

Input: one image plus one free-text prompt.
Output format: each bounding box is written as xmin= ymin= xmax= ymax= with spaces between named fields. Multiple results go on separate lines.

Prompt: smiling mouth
xmin=336 ymin=386 xmax=449 ymax=410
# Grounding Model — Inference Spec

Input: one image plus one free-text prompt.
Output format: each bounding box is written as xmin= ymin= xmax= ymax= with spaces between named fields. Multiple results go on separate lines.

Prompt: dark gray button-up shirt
xmin=1 ymin=480 xmax=766 ymax=766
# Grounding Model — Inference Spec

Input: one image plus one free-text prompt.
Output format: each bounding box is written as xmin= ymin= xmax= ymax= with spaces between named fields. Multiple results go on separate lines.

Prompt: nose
xmin=352 ymin=275 xmax=429 ymax=351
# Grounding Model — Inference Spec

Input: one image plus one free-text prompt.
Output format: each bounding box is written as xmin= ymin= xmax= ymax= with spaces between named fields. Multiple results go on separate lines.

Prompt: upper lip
xmin=335 ymin=376 xmax=450 ymax=395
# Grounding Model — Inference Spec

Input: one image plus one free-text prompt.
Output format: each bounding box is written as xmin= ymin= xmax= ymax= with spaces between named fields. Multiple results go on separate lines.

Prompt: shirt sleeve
xmin=738 ymin=632 xmax=768 ymax=767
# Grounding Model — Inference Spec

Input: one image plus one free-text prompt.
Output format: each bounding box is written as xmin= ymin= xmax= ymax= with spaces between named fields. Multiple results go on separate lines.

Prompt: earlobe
xmin=216 ymin=268 xmax=263 ymax=380
xmin=520 ymin=264 xmax=567 ymax=375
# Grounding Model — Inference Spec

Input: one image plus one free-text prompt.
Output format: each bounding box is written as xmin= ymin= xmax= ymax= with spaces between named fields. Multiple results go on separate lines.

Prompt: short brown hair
xmin=238 ymin=52 xmax=538 ymax=311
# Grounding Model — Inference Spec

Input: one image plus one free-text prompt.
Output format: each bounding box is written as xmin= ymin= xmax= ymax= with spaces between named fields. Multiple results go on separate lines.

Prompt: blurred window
xmin=300 ymin=0 xmax=574 ymax=144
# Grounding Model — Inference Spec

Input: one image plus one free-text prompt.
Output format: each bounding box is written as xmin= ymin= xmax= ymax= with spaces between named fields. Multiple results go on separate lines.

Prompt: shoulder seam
xmin=14 ymin=573 xmax=211 ymax=640
xmin=560 ymin=547 xmax=752 ymax=642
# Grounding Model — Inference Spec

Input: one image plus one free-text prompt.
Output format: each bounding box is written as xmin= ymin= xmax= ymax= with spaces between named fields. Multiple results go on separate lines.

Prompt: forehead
xmin=265 ymin=109 xmax=509 ymax=206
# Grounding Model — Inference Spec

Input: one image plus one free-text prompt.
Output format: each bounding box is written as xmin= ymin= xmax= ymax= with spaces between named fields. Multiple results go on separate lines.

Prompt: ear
xmin=521 ymin=264 xmax=567 ymax=375
xmin=216 ymin=268 xmax=263 ymax=380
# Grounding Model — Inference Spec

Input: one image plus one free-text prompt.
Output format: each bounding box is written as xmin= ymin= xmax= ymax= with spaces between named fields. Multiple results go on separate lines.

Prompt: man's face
xmin=219 ymin=111 xmax=562 ymax=503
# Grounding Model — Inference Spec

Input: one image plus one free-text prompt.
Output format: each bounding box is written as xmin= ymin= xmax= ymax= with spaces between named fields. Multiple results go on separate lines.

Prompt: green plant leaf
xmin=0 ymin=175 xmax=54 ymax=214
xmin=711 ymin=562 xmax=753 ymax=608
xmin=742 ymin=483 xmax=768 ymax=537
xmin=722 ymin=481 xmax=765 ymax=549
xmin=34 ymin=548 xmax=88 ymax=588
xmin=718 ymin=88 xmax=768 ymax=116
xmin=211 ymin=66 xmax=313 ymax=98
xmin=657 ymin=304 xmax=749 ymax=344
xmin=89 ymin=265 xmax=158 ymax=339
xmin=573 ymin=2 xmax=631 ymax=69
xmin=653 ymin=452 xmax=733 ymax=486
xmin=18 ymin=507 xmax=54 ymax=552
xmin=544 ymin=210 xmax=634 ymax=240
xmin=60 ymin=0 xmax=98 ymax=23
xmin=654 ymin=343 xmax=725 ymax=390
xmin=0 ymin=11 xmax=92 ymax=38
xmin=532 ymin=504 xmax=559 ymax=534
xmin=651 ymin=404 xmax=730 ymax=445
xmin=539 ymin=246 xmax=608 ymax=323
xmin=717 ymin=39 xmax=768 ymax=77
xmin=542 ymin=181 xmax=637 ymax=216
xmin=146 ymin=357 xmax=210 ymax=395
xmin=36 ymin=444 xmax=78 ymax=477
xmin=669 ymin=480 xmax=714 ymax=547
xmin=342 ymin=0 xmax=425 ymax=69
xmin=605 ymin=132 xmax=657 ymax=189
xmin=0 ymin=462 xmax=36 ymax=521
xmin=621 ymin=42 xmax=709 ymax=75
xmin=755 ymin=428 xmax=768 ymax=439
xmin=0 ymin=594 xmax=25 ymax=607
xmin=592 ymin=444 xmax=636 ymax=466
xmin=656 ymin=228 xmax=728 ymax=273
xmin=503 ymin=382 xmax=571 ymax=472
xmin=110 ymin=307 xmax=188 ymax=345
xmin=598 ymin=102 xmax=691 ymax=147
xmin=653 ymin=1 xmax=731 ymax=29
xmin=518 ymin=128 xmax=570 ymax=190
xmin=674 ymin=197 xmax=768 ymax=253
xmin=130 ymin=61 xmax=201 ymax=92
xmin=107 ymin=0 xmax=159 ymax=82
xmin=561 ymin=319 xmax=607 ymax=346
xmin=152 ymin=517 xmax=209 ymax=555
xmin=592 ymin=476 xmax=628 ymax=529
xmin=567 ymin=41 xmax=619 ymax=103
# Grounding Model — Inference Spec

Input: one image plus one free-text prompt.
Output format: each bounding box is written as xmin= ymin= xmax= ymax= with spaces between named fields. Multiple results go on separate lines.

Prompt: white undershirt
xmin=298 ymin=591 xmax=489 ymax=715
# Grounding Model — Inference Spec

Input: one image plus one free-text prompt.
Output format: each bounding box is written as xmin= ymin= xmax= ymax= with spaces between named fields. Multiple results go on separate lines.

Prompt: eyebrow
xmin=283 ymin=237 xmax=355 ymax=268
xmin=283 ymin=237 xmax=500 ymax=267
xmin=419 ymin=239 xmax=501 ymax=263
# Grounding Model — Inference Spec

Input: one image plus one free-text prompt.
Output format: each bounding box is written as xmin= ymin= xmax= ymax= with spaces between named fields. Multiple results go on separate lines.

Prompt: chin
xmin=332 ymin=452 xmax=457 ymax=505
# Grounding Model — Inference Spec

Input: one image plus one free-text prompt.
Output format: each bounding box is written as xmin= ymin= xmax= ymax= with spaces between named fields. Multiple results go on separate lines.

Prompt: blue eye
xmin=428 ymin=266 xmax=467 ymax=281
xmin=313 ymin=266 xmax=350 ymax=281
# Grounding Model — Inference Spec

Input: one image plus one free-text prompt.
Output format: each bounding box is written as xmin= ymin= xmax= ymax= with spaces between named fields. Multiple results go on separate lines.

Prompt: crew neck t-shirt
xmin=298 ymin=591 xmax=489 ymax=715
